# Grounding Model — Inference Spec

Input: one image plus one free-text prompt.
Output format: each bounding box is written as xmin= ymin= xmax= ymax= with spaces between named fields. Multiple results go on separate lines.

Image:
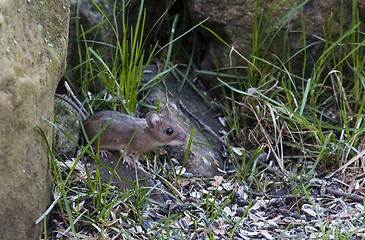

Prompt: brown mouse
xmin=55 ymin=94 xmax=189 ymax=164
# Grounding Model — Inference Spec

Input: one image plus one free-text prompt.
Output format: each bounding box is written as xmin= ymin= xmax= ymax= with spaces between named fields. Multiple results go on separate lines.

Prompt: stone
xmin=141 ymin=64 xmax=223 ymax=177
xmin=0 ymin=0 xmax=70 ymax=239
xmin=186 ymin=0 xmax=359 ymax=82
xmin=93 ymin=154 xmax=165 ymax=203
xmin=54 ymin=97 xmax=82 ymax=159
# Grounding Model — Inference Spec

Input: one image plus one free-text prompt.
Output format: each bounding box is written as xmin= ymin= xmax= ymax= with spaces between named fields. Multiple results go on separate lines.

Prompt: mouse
xmin=55 ymin=94 xmax=189 ymax=164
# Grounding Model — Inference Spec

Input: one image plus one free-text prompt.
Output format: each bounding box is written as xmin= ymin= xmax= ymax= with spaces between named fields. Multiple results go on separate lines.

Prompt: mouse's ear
xmin=146 ymin=112 xmax=161 ymax=128
xmin=161 ymin=105 xmax=171 ymax=118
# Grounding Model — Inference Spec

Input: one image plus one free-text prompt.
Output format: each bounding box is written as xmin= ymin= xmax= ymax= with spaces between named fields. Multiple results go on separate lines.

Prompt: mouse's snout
xmin=177 ymin=132 xmax=189 ymax=143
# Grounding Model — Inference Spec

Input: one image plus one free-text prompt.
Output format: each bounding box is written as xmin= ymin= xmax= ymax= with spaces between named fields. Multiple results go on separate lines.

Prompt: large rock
xmin=141 ymin=65 xmax=223 ymax=177
xmin=186 ymin=0 xmax=359 ymax=80
xmin=54 ymin=97 xmax=81 ymax=158
xmin=0 ymin=0 xmax=69 ymax=239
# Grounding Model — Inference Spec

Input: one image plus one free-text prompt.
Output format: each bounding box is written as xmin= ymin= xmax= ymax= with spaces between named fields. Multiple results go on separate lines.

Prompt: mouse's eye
xmin=166 ymin=128 xmax=174 ymax=135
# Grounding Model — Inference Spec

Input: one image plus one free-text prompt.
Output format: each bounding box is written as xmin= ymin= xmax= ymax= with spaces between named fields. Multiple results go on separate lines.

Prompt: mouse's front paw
xmin=100 ymin=149 xmax=112 ymax=158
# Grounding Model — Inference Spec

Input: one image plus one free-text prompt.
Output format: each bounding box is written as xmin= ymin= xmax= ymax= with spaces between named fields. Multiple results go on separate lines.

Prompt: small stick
xmin=143 ymin=167 xmax=186 ymax=201
xmin=178 ymin=99 xmax=227 ymax=146
xmin=55 ymin=94 xmax=87 ymax=121
xmin=242 ymin=184 xmax=364 ymax=203
xmin=64 ymin=81 xmax=88 ymax=116
xmin=324 ymin=187 xmax=364 ymax=203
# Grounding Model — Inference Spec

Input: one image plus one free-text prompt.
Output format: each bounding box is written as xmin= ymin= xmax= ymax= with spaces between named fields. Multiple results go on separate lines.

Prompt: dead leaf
xmin=212 ymin=176 xmax=224 ymax=187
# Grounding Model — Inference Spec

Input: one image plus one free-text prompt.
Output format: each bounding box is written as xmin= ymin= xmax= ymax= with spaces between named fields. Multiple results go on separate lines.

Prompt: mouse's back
xmin=84 ymin=111 xmax=146 ymax=150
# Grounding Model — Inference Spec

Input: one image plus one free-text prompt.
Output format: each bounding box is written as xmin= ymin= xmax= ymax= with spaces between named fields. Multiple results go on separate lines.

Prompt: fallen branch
xmin=178 ymin=99 xmax=227 ymax=146
xmin=324 ymin=187 xmax=364 ymax=203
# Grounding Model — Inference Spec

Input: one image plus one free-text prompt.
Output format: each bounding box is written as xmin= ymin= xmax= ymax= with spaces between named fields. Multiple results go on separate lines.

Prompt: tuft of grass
xmin=67 ymin=0 xmax=160 ymax=115
xmin=88 ymin=0 xmax=156 ymax=114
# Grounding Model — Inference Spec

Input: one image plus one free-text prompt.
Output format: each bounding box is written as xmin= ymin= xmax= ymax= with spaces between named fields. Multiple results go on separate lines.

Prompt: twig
xmin=55 ymin=94 xmax=87 ymax=121
xmin=178 ymin=99 xmax=227 ymax=146
xmin=242 ymin=185 xmax=364 ymax=203
xmin=64 ymin=81 xmax=88 ymax=116
xmin=144 ymin=167 xmax=186 ymax=201
xmin=324 ymin=187 xmax=364 ymax=203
